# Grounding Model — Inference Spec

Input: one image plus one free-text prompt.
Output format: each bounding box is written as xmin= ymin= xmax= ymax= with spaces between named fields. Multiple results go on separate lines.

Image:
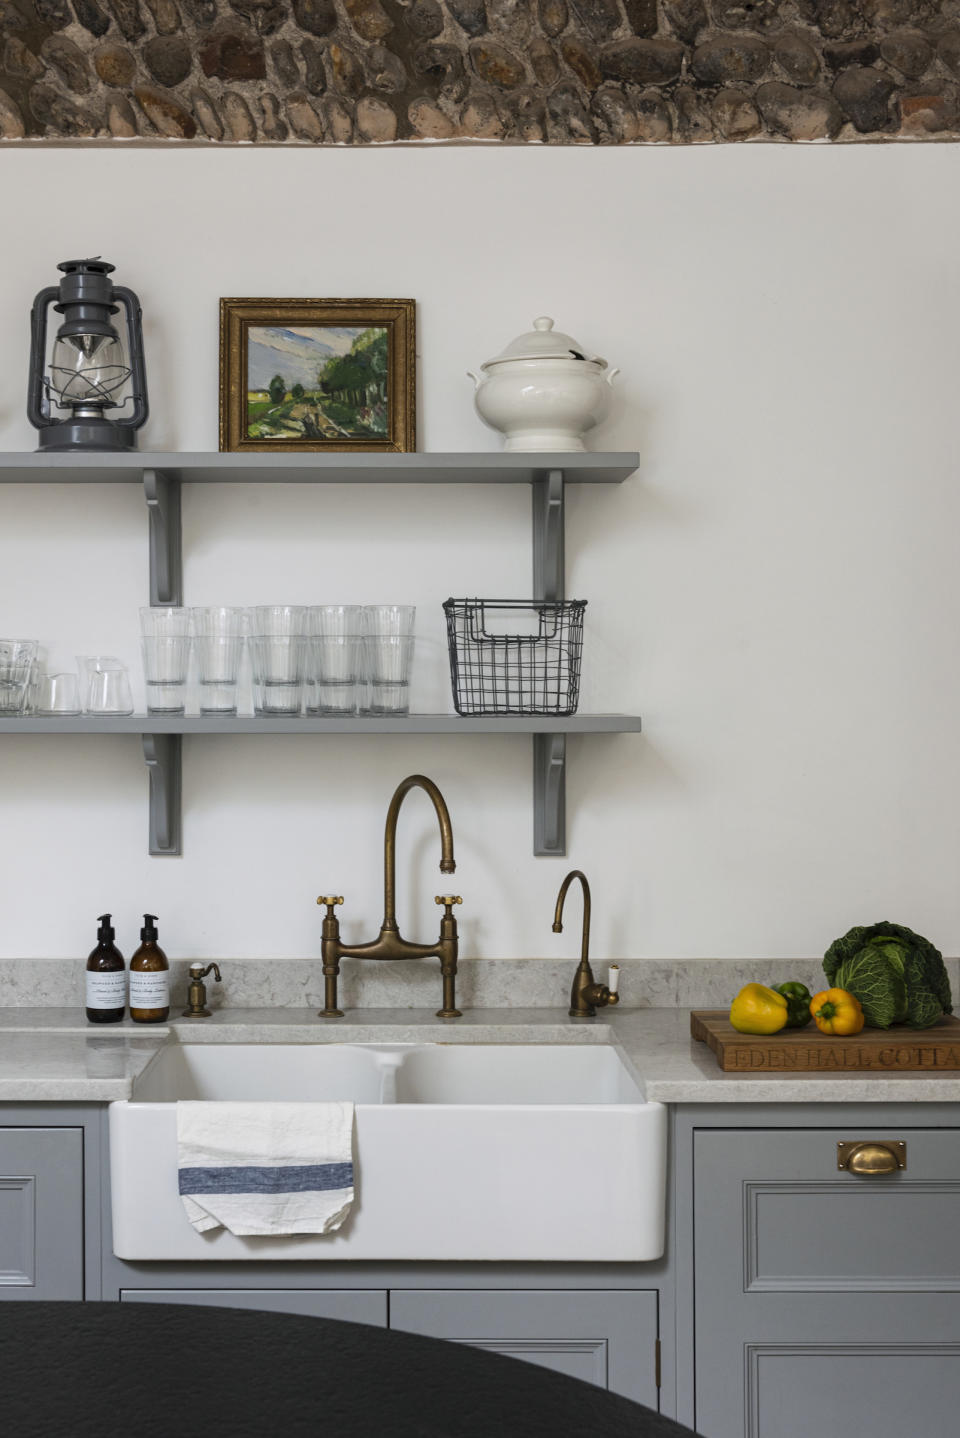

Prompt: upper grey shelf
xmin=0 ymin=451 xmax=638 ymax=485
xmin=1 ymin=714 xmax=642 ymax=735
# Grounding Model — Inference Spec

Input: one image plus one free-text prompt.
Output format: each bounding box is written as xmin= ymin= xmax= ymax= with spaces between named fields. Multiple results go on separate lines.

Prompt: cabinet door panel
xmin=0 ymin=1128 xmax=83 ymax=1301
xmin=744 ymin=1343 xmax=960 ymax=1438
xmin=121 ymin=1288 xmax=387 ymax=1324
xmin=694 ymin=1127 xmax=960 ymax=1438
xmin=390 ymin=1289 xmax=658 ymax=1408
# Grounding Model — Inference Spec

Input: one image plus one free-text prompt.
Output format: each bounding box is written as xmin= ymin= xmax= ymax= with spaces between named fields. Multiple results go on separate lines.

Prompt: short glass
xmin=246 ymin=608 xmax=307 ymax=716
xmin=364 ymin=634 xmax=414 ymax=716
xmin=0 ymin=639 xmax=39 ymax=716
xmin=35 ymin=672 xmax=82 ymax=716
xmin=190 ymin=607 xmax=245 ymax=716
xmin=78 ymin=656 xmax=134 ymax=716
xmin=140 ymin=636 xmax=191 ymax=715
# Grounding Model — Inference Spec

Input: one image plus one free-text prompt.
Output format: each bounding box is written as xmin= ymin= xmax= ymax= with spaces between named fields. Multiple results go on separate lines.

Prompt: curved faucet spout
xmin=383 ymin=774 xmax=456 ymax=930
xmin=552 ymin=868 xmax=591 ymax=963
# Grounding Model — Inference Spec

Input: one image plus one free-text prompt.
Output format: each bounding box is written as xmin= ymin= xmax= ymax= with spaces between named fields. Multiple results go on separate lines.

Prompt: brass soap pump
xmin=552 ymin=870 xmax=620 ymax=1019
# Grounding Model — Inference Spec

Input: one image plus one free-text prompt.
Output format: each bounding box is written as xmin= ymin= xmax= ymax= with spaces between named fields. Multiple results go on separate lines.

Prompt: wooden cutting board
xmin=691 ymin=1009 xmax=960 ymax=1073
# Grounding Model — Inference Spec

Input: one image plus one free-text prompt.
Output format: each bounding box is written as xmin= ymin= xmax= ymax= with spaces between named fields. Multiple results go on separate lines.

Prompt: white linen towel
xmin=177 ymin=1101 xmax=355 ymax=1237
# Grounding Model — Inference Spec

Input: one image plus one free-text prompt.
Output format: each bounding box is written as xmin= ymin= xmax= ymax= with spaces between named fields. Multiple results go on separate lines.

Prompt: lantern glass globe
xmin=50 ymin=332 xmax=129 ymax=406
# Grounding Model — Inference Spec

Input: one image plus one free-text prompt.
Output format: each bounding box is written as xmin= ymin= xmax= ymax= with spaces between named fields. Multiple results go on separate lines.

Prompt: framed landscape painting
xmin=219 ymin=298 xmax=416 ymax=453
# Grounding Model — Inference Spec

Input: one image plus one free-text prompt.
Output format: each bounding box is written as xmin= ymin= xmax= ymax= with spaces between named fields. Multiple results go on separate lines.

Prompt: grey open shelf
xmin=1 ymin=449 xmax=641 ymax=857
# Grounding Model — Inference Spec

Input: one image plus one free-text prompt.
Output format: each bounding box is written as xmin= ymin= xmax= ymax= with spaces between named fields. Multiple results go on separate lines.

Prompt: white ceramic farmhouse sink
xmin=110 ymin=1042 xmax=666 ymax=1262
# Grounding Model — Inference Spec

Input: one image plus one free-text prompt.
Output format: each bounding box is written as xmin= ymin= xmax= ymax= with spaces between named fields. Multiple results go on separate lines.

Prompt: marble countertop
xmin=3 ymin=1006 xmax=960 ymax=1103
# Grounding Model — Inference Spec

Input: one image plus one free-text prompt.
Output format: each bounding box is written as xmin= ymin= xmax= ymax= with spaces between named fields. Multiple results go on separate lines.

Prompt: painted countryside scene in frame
xmin=246 ymin=325 xmax=389 ymax=442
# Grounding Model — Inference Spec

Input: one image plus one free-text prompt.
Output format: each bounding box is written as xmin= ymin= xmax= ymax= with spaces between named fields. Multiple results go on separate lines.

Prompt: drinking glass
xmin=306 ymin=606 xmax=362 ymax=716
xmin=78 ymin=657 xmax=134 ymax=716
xmin=246 ymin=607 xmax=307 ymax=717
xmin=365 ymin=634 xmax=414 ymax=716
xmin=359 ymin=606 xmax=415 ymax=717
xmin=35 ymin=672 xmax=82 ymax=716
xmin=0 ymin=639 xmax=39 ymax=716
xmin=139 ymin=607 xmax=191 ymax=638
xmin=190 ymin=607 xmax=245 ymax=716
xmin=140 ymin=636 xmax=191 ymax=714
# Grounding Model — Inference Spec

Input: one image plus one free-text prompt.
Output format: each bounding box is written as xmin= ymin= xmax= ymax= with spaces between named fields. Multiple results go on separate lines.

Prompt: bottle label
xmin=86 ymin=970 xmax=126 ymax=1009
xmin=129 ymin=970 xmax=170 ymax=1009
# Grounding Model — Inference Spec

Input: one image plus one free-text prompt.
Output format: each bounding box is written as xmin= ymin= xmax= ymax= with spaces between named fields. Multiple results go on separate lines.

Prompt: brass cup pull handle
xmin=435 ymin=895 xmax=463 ymax=907
xmin=838 ymin=1140 xmax=906 ymax=1175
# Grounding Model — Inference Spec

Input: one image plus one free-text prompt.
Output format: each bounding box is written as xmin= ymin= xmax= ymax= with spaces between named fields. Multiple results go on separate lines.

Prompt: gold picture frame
xmin=219 ymin=297 xmax=416 ymax=453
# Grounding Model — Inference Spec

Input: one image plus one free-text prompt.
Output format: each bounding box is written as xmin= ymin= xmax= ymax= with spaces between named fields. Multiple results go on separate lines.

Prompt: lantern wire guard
xmin=443 ymin=599 xmax=586 ymax=717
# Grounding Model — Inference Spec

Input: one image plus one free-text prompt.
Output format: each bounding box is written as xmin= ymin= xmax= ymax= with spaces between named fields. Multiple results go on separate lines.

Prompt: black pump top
xmin=97 ymin=913 xmax=115 ymax=943
xmin=140 ymin=914 xmax=159 ymax=942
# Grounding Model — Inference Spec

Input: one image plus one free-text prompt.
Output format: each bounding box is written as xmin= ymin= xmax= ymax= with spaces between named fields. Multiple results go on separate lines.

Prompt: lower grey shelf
xmin=1 ymin=714 xmax=642 ymax=859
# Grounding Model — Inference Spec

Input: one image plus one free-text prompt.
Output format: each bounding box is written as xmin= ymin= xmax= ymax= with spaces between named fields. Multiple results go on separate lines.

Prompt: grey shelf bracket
xmin=142 ymin=733 xmax=182 ymax=856
xmin=532 ymin=470 xmax=568 ymax=855
xmin=143 ymin=468 xmax=182 ymax=607
xmin=533 ymin=732 xmax=567 ymax=856
xmin=532 ymin=469 xmax=565 ymax=604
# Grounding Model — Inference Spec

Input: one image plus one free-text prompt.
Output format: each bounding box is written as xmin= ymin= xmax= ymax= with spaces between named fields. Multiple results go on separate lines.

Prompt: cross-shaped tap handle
xmin=317 ymin=896 xmax=344 ymax=911
xmin=435 ymin=895 xmax=463 ymax=908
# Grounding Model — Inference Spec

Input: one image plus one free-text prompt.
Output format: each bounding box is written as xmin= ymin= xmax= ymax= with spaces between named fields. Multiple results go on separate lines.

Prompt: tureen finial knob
xmin=533 ymin=316 xmax=554 ymax=331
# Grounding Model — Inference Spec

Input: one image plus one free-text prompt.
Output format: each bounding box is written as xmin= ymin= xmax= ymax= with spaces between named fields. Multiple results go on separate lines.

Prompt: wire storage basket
xmin=443 ymin=599 xmax=587 ymax=717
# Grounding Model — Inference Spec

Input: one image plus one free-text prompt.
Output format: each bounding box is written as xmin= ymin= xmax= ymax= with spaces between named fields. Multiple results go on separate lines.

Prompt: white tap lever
xmin=607 ymin=964 xmax=620 ymax=996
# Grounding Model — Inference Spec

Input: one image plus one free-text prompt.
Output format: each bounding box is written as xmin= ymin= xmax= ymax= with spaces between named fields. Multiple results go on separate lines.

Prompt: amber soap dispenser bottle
xmin=129 ymin=913 xmax=170 ymax=1024
xmin=85 ymin=913 xmax=126 ymax=1024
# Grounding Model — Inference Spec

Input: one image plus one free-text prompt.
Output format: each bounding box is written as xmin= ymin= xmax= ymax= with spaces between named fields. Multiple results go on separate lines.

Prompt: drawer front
xmin=696 ymin=1126 xmax=960 ymax=1292
xmin=121 ymin=1289 xmax=388 ymax=1325
xmin=0 ymin=1128 xmax=83 ymax=1301
xmin=390 ymin=1289 xmax=658 ymax=1408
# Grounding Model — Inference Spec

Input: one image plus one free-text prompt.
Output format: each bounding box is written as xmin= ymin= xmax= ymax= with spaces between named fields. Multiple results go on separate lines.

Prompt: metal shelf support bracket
xmin=143 ymin=468 xmax=182 ymax=607
xmin=142 ymin=733 xmax=182 ymax=856
xmin=533 ymin=732 xmax=567 ymax=856
xmin=532 ymin=468 xmax=565 ymax=604
xmin=532 ymin=470 xmax=567 ymax=855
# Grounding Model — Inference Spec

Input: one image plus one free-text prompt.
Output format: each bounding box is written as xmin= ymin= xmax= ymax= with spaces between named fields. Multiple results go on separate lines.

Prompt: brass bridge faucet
xmin=552 ymin=869 xmax=620 ymax=1019
xmin=317 ymin=774 xmax=463 ymax=1020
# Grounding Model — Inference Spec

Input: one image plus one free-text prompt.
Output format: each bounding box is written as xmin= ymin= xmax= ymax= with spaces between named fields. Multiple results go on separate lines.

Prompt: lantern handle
xmin=27 ymin=286 xmax=59 ymax=430
xmin=112 ymin=285 xmax=149 ymax=432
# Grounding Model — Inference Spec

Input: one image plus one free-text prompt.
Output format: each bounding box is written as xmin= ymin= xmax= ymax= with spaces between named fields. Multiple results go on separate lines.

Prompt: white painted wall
xmin=1 ymin=142 xmax=958 ymax=965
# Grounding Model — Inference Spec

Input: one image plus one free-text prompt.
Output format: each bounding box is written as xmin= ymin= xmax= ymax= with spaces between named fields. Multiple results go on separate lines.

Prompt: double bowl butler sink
xmin=109 ymin=1041 xmax=667 ymax=1262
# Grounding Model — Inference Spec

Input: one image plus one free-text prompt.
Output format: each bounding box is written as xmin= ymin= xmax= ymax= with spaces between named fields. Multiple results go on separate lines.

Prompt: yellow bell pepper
xmin=729 ymin=983 xmax=789 ymax=1035
xmin=810 ymin=988 xmax=864 ymax=1036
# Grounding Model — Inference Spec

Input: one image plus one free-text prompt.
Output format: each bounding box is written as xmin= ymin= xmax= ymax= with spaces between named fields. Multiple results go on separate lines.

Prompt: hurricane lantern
xmin=28 ymin=258 xmax=148 ymax=452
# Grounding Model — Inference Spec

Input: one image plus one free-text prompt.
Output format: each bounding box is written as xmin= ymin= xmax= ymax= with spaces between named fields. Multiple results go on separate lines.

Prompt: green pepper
xmin=775 ymin=982 xmax=813 ymax=1029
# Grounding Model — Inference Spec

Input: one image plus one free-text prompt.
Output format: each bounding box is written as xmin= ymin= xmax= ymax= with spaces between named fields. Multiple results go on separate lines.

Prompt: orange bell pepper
xmin=810 ymin=987 xmax=864 ymax=1036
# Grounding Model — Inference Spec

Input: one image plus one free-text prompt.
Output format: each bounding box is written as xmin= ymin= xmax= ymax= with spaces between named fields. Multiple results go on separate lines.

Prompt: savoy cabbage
xmin=823 ymin=922 xmax=953 ymax=1030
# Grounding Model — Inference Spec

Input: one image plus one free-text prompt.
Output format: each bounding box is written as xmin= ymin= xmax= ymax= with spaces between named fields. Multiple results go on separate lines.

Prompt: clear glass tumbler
xmin=140 ymin=636 xmax=191 ymax=714
xmin=359 ymin=607 xmax=415 ymax=717
xmin=139 ymin=606 xmax=191 ymax=638
xmin=0 ymin=639 xmax=39 ymax=716
xmin=35 ymin=672 xmax=82 ymax=716
xmin=365 ymin=634 xmax=414 ymax=716
xmin=246 ymin=608 xmax=307 ymax=717
xmin=190 ymin=607 xmax=245 ymax=716
xmin=306 ymin=607 xmax=362 ymax=716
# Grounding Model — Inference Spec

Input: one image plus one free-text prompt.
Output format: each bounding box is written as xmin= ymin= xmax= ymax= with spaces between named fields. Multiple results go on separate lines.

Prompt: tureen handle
xmin=605 ymin=366 xmax=621 ymax=387
xmin=466 ymin=370 xmax=481 ymax=391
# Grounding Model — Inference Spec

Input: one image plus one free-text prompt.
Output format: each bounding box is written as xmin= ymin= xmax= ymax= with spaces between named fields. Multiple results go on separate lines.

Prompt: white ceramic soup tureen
xmin=468 ymin=317 xmax=619 ymax=452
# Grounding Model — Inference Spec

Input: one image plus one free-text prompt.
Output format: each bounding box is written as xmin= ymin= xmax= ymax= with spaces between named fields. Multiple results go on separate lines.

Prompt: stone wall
xmin=2 ymin=0 xmax=960 ymax=142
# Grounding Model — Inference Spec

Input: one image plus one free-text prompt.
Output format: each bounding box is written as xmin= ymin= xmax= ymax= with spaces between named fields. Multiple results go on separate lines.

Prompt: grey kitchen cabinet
xmin=0 ymin=1127 xmax=84 ymax=1301
xmin=390 ymin=1288 xmax=659 ymax=1408
xmin=692 ymin=1125 xmax=960 ymax=1438
xmin=121 ymin=1288 xmax=387 ymax=1324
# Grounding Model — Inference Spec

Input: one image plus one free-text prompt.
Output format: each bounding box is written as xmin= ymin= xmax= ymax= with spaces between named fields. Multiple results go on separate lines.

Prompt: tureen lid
xmin=481 ymin=316 xmax=608 ymax=370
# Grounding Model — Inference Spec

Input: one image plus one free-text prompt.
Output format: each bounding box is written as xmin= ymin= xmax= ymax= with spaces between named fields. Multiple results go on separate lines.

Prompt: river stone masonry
xmin=2 ymin=0 xmax=960 ymax=141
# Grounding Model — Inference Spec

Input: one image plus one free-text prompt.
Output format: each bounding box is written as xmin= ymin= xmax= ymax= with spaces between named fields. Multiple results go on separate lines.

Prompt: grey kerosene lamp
xmin=27 ymin=258 xmax=148 ymax=451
